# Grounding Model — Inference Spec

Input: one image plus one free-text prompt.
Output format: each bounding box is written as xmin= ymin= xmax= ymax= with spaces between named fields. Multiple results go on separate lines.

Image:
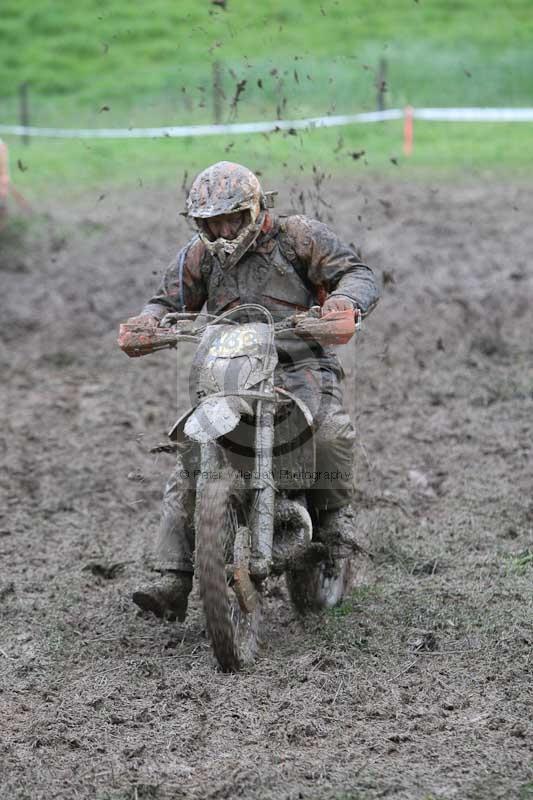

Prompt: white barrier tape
xmin=0 ymin=108 xmax=532 ymax=139
xmin=0 ymin=110 xmax=403 ymax=139
xmin=413 ymin=107 xmax=533 ymax=122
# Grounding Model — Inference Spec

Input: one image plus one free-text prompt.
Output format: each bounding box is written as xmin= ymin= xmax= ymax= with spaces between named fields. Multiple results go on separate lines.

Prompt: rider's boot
xmin=316 ymin=504 xmax=359 ymax=559
xmin=132 ymin=570 xmax=193 ymax=622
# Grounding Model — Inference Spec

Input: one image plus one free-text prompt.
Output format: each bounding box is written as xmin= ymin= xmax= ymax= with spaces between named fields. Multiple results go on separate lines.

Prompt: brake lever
xmin=160 ymin=311 xmax=199 ymax=327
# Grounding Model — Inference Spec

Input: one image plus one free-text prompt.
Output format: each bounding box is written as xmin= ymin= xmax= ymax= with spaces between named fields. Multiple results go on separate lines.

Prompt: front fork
xmin=250 ymin=375 xmax=276 ymax=579
xmin=196 ymin=378 xmax=276 ymax=581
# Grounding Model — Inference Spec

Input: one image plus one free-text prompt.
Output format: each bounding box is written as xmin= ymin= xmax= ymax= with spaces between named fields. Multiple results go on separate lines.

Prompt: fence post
xmin=19 ymin=82 xmax=30 ymax=146
xmin=212 ymin=61 xmax=223 ymax=124
xmin=276 ymin=78 xmax=286 ymax=120
xmin=376 ymin=58 xmax=387 ymax=112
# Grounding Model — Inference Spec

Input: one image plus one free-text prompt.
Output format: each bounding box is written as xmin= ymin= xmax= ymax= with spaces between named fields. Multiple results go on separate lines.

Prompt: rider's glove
xmin=321 ymin=295 xmax=358 ymax=315
xmin=125 ymin=313 xmax=159 ymax=328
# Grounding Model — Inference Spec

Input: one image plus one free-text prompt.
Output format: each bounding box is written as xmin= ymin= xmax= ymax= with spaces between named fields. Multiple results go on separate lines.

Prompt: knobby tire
xmin=196 ymin=473 xmax=262 ymax=672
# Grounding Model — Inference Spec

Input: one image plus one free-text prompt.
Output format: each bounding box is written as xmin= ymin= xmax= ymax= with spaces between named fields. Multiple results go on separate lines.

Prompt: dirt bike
xmin=119 ymin=303 xmax=361 ymax=672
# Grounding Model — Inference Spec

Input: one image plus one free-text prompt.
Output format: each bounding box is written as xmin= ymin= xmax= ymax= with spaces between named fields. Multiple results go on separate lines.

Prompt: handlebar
xmin=118 ymin=305 xmax=361 ymax=357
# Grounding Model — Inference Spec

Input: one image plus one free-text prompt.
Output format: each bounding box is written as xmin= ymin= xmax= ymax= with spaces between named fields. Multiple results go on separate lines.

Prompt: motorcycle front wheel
xmin=195 ymin=469 xmax=263 ymax=672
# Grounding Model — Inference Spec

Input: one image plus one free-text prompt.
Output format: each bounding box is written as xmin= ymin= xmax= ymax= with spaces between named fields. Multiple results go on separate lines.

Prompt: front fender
xmin=175 ymin=396 xmax=253 ymax=445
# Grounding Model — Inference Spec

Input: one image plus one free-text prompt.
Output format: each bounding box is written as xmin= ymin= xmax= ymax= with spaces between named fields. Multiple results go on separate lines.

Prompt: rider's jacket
xmin=142 ymin=213 xmax=380 ymax=367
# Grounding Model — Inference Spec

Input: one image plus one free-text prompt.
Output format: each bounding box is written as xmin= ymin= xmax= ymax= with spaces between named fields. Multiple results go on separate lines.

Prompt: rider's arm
xmin=284 ymin=215 xmax=380 ymax=318
xmin=140 ymin=237 xmax=208 ymax=321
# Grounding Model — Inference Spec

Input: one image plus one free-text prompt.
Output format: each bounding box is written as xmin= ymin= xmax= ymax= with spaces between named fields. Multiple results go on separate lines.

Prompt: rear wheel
xmin=195 ymin=469 xmax=262 ymax=672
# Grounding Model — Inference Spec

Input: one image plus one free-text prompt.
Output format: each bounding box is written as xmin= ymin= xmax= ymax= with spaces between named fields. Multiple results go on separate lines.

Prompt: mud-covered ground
xmin=1 ymin=178 xmax=532 ymax=800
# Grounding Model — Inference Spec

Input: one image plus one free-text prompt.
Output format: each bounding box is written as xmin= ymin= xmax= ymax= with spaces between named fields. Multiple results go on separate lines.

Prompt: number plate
xmin=208 ymin=326 xmax=266 ymax=358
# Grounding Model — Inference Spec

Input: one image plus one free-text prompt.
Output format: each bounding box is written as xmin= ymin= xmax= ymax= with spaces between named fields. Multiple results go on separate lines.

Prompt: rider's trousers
xmin=156 ymin=362 xmax=355 ymax=573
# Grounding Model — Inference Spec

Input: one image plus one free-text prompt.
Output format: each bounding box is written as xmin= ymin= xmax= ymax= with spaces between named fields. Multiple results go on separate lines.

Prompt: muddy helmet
xmin=186 ymin=161 xmax=267 ymax=267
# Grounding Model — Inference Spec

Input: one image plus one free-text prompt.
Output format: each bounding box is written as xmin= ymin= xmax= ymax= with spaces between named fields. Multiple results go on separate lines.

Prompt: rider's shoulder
xmin=280 ymin=214 xmax=325 ymax=250
xmin=280 ymin=214 xmax=311 ymax=234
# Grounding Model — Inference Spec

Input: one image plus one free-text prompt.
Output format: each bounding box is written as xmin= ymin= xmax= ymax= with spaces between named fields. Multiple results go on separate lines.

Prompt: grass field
xmin=1 ymin=0 xmax=533 ymax=190
xmin=6 ymin=120 xmax=533 ymax=199
xmin=2 ymin=0 xmax=532 ymax=107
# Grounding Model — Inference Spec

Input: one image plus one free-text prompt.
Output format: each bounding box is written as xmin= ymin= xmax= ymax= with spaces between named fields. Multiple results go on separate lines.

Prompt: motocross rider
xmin=125 ymin=161 xmax=380 ymax=621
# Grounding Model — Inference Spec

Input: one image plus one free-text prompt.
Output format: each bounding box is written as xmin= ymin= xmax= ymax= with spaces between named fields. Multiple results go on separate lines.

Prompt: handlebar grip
xmin=293 ymin=307 xmax=359 ymax=345
xmin=118 ymin=322 xmax=178 ymax=357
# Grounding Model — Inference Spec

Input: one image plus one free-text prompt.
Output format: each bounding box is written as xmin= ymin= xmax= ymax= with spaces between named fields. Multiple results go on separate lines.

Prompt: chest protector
xmin=200 ymin=226 xmax=323 ymax=321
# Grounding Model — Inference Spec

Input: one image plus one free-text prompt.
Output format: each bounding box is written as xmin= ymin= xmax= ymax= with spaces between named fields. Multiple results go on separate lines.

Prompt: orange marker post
xmin=0 ymin=138 xmax=31 ymax=217
xmin=403 ymin=105 xmax=414 ymax=157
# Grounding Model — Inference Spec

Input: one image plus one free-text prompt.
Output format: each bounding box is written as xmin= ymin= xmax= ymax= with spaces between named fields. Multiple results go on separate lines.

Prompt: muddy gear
xmin=142 ymin=213 xmax=379 ymax=369
xmin=276 ymin=361 xmax=356 ymax=511
xmin=156 ymin=452 xmax=197 ymax=573
xmin=144 ymin=213 xmax=378 ymax=321
xmin=186 ymin=161 xmax=267 ymax=270
xmin=285 ymin=505 xmax=358 ymax=615
xmin=186 ymin=161 xmax=265 ymax=220
xmin=125 ymin=313 xmax=159 ymax=328
xmin=286 ymin=552 xmax=352 ymax=613
xmin=317 ymin=504 xmax=359 ymax=558
xmin=295 ymin=306 xmax=361 ymax=346
xmin=132 ymin=570 xmax=193 ymax=621
xmin=322 ymin=295 xmax=357 ymax=314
